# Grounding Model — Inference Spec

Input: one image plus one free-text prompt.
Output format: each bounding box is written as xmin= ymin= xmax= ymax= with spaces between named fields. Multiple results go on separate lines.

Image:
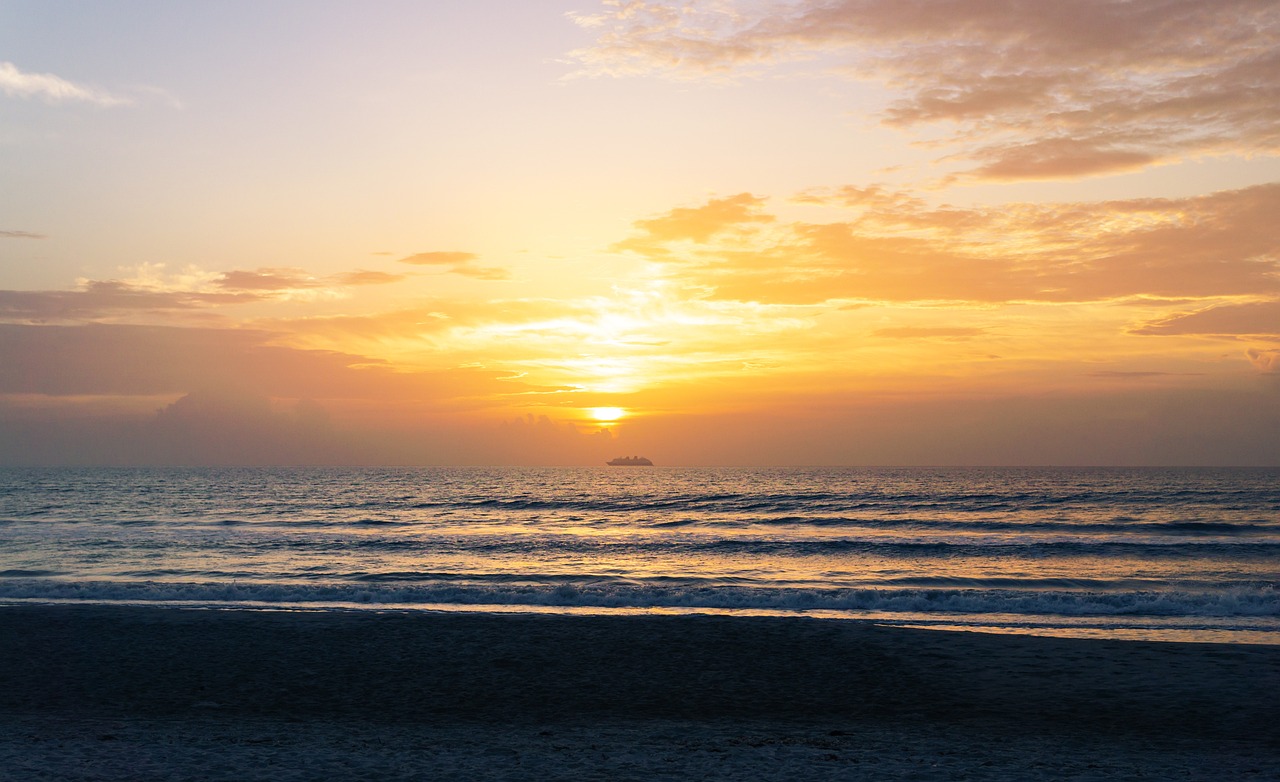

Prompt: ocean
xmin=1 ymin=466 xmax=1276 ymax=644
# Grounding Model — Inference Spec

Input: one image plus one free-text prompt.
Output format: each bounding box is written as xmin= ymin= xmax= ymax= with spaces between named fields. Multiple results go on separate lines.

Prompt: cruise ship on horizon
xmin=606 ymin=456 xmax=653 ymax=466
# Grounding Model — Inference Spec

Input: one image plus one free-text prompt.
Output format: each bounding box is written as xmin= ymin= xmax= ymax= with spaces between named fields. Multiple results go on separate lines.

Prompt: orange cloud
xmin=616 ymin=193 xmax=773 ymax=252
xmin=1133 ymin=301 xmax=1280 ymax=339
xmin=398 ymin=251 xmax=509 ymax=280
xmin=255 ymin=298 xmax=591 ymax=348
xmin=618 ymin=184 xmax=1280 ymax=305
xmin=571 ymin=0 xmax=1280 ymax=180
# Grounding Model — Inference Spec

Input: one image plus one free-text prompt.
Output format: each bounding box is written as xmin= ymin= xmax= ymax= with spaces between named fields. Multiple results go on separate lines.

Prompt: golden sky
xmin=2 ymin=1 xmax=1278 ymax=465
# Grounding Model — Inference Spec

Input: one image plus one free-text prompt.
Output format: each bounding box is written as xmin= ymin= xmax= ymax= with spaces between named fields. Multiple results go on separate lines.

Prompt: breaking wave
xmin=1 ymin=577 xmax=1276 ymax=619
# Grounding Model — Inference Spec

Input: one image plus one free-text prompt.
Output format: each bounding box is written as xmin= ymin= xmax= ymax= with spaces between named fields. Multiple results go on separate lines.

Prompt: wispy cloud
xmin=872 ymin=327 xmax=986 ymax=339
xmin=215 ymin=268 xmax=318 ymax=292
xmin=1134 ymin=301 xmax=1280 ymax=339
xmin=0 ymin=61 xmax=133 ymax=107
xmin=1247 ymin=348 xmax=1280 ymax=373
xmin=398 ymin=252 xmax=510 ymax=280
xmin=0 ymin=323 xmax=543 ymax=402
xmin=0 ymin=283 xmax=258 ymax=323
xmin=1086 ymin=371 xmax=1203 ymax=379
xmin=212 ymin=267 xmax=408 ymax=293
xmin=333 ymin=270 xmax=408 ymax=286
xmin=0 ymin=264 xmax=410 ymax=324
xmin=569 ymin=0 xmax=1280 ymax=181
xmin=0 ymin=230 xmax=45 ymax=239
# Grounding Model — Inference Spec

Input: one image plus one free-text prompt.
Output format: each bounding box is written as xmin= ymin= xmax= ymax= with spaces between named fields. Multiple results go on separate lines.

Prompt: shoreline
xmin=5 ymin=603 xmax=1278 ymax=731
xmin=4 ymin=595 xmax=1275 ymax=647
xmin=3 ymin=604 xmax=1277 ymax=779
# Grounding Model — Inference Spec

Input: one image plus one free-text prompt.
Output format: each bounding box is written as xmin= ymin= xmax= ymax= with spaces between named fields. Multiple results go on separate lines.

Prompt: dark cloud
xmin=571 ymin=0 xmax=1280 ymax=180
xmin=0 ymin=282 xmax=259 ymax=322
xmin=591 ymin=387 xmax=1280 ymax=466
xmin=0 ymin=391 xmax=352 ymax=467
xmin=5 ymin=383 xmax=1276 ymax=466
xmin=0 ymin=394 xmax=619 ymax=467
xmin=141 ymin=391 xmax=348 ymax=465
xmin=0 ymin=323 xmax=548 ymax=402
xmin=0 ymin=266 xmax=411 ymax=324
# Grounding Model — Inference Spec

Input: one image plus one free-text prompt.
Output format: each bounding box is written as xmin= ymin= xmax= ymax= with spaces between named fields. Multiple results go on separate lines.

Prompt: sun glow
xmin=588 ymin=406 xmax=627 ymax=423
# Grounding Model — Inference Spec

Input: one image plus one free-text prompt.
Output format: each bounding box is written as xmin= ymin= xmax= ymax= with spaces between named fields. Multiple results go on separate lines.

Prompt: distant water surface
xmin=0 ymin=466 xmax=1276 ymax=643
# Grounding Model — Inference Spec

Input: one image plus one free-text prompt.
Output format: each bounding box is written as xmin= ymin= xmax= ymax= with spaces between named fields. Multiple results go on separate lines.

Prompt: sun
xmin=587 ymin=407 xmax=627 ymax=423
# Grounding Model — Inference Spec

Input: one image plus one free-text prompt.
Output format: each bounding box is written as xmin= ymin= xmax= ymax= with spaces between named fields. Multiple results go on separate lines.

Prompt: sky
xmin=2 ymin=0 xmax=1278 ymax=466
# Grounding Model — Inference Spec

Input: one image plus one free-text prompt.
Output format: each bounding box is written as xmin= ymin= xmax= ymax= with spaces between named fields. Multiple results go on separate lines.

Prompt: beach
xmin=1 ymin=605 xmax=1277 ymax=780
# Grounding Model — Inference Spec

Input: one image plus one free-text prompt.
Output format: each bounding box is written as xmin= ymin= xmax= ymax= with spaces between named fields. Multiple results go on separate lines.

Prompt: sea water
xmin=1 ymin=466 xmax=1276 ymax=643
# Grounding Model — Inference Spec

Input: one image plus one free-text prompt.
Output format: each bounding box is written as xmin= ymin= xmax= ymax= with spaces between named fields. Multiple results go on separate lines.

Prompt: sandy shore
xmin=1 ymin=604 xmax=1277 ymax=780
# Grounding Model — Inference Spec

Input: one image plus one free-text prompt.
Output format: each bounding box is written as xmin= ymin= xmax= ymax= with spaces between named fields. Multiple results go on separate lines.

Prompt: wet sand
xmin=1 ymin=604 xmax=1277 ymax=780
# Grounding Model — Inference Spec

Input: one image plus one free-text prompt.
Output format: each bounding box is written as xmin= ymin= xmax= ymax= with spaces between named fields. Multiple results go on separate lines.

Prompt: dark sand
xmin=1 ymin=605 xmax=1277 ymax=780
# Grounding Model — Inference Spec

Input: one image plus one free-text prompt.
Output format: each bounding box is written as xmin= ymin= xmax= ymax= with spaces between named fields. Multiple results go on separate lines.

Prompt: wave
xmin=26 ymin=533 xmax=1274 ymax=561
xmin=745 ymin=517 xmax=1279 ymax=536
xmin=408 ymin=538 xmax=1280 ymax=560
xmin=2 ymin=578 xmax=1275 ymax=619
xmin=17 ymin=485 xmax=1240 ymax=521
xmin=414 ymin=491 xmax=1279 ymax=516
xmin=6 ymin=510 xmax=1275 ymax=539
xmin=41 ymin=569 xmax=1271 ymax=595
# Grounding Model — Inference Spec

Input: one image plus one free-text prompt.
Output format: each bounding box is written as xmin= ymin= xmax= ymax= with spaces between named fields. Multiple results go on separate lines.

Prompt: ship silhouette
xmin=606 ymin=456 xmax=653 ymax=466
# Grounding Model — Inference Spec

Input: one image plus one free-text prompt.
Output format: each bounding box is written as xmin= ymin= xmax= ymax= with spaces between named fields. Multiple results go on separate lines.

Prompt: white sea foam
xmin=0 ymin=577 xmax=1276 ymax=620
